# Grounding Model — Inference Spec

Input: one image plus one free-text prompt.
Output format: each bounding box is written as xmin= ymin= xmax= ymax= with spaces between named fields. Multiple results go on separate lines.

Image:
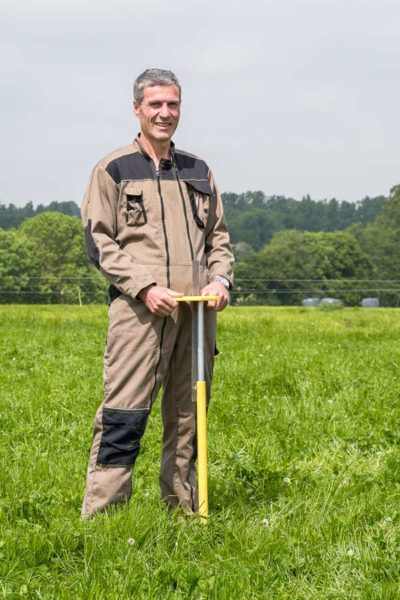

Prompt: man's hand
xmin=138 ymin=285 xmax=183 ymax=316
xmin=201 ymin=282 xmax=230 ymax=312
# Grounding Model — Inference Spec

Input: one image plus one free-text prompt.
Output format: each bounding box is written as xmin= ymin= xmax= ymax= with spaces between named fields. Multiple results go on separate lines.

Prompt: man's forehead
xmin=142 ymin=84 xmax=181 ymax=102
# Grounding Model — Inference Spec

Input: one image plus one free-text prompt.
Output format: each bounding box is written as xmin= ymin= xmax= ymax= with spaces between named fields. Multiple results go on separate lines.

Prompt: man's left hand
xmin=201 ymin=282 xmax=230 ymax=312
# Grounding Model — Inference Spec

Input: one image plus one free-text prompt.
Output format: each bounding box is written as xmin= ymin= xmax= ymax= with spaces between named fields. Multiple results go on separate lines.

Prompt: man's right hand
xmin=138 ymin=285 xmax=183 ymax=316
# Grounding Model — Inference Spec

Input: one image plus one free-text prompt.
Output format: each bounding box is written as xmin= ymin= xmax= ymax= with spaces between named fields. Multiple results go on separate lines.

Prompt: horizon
xmin=0 ymin=189 xmax=390 ymax=210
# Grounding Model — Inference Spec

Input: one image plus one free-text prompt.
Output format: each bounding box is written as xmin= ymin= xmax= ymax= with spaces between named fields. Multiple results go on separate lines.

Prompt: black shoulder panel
xmin=175 ymin=151 xmax=208 ymax=179
xmin=105 ymin=152 xmax=154 ymax=184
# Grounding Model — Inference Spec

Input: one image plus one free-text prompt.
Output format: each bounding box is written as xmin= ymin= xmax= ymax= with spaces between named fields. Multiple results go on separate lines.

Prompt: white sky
xmin=0 ymin=0 xmax=399 ymax=207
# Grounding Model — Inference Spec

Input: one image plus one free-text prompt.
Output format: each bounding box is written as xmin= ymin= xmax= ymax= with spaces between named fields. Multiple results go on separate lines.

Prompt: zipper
xmin=149 ymin=165 xmax=168 ymax=408
xmin=174 ymin=165 xmax=195 ymax=260
xmin=155 ymin=166 xmax=171 ymax=288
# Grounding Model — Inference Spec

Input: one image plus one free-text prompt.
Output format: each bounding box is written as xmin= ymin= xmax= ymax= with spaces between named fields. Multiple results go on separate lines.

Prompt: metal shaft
xmin=175 ymin=295 xmax=212 ymax=523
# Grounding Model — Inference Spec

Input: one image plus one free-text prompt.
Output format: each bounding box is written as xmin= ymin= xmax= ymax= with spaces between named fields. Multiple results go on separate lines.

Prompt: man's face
xmin=134 ymin=84 xmax=181 ymax=144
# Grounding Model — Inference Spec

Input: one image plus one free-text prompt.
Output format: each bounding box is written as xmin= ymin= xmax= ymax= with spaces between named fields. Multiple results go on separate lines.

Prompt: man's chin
xmin=152 ymin=131 xmax=173 ymax=142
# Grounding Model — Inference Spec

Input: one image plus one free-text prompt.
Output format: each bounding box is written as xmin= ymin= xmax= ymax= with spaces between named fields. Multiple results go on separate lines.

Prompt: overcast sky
xmin=1 ymin=0 xmax=399 ymax=207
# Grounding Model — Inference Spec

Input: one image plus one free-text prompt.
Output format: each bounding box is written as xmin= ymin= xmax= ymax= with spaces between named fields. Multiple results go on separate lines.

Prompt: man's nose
xmin=159 ymin=103 xmax=170 ymax=118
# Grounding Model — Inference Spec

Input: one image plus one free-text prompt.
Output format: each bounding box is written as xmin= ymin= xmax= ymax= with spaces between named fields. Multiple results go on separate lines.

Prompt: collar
xmin=134 ymin=133 xmax=175 ymax=164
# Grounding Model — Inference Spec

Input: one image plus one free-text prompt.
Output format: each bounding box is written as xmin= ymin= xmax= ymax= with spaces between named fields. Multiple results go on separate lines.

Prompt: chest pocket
xmin=124 ymin=182 xmax=147 ymax=226
xmin=184 ymin=179 xmax=214 ymax=230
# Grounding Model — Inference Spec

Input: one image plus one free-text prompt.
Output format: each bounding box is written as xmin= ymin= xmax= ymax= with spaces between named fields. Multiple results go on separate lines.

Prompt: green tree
xmin=0 ymin=229 xmax=40 ymax=303
xmin=235 ymin=230 xmax=373 ymax=306
xmin=0 ymin=200 xmax=80 ymax=230
xmin=350 ymin=185 xmax=400 ymax=305
xmin=36 ymin=201 xmax=80 ymax=218
xmin=380 ymin=185 xmax=400 ymax=227
xmin=19 ymin=212 xmax=106 ymax=304
xmin=355 ymin=195 xmax=385 ymax=225
xmin=222 ymin=191 xmax=386 ymax=256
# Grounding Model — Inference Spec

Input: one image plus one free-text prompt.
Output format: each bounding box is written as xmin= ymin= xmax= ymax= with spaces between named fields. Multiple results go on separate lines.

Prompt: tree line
xmin=0 ymin=188 xmax=398 ymax=305
xmin=235 ymin=185 xmax=400 ymax=306
xmin=0 ymin=194 xmax=385 ymax=245
xmin=0 ymin=201 xmax=80 ymax=230
xmin=223 ymin=192 xmax=385 ymax=255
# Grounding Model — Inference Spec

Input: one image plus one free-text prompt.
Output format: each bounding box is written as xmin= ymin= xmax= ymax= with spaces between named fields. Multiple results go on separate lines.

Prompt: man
xmin=81 ymin=68 xmax=234 ymax=517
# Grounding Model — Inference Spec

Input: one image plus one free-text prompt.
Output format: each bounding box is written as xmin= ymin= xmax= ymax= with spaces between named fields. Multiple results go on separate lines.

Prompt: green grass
xmin=1 ymin=305 xmax=400 ymax=599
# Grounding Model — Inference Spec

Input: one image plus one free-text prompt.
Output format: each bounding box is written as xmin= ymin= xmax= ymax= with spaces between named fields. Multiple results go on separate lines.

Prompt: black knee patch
xmin=97 ymin=408 xmax=149 ymax=466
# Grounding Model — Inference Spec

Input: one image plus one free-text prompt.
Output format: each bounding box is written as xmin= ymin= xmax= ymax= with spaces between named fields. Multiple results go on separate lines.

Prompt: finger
xmin=205 ymin=288 xmax=220 ymax=297
xmin=216 ymin=299 xmax=225 ymax=311
xmin=167 ymin=289 xmax=184 ymax=298
xmin=215 ymin=296 xmax=229 ymax=312
xmin=162 ymin=297 xmax=178 ymax=309
xmin=148 ymin=298 xmax=170 ymax=315
xmin=159 ymin=295 xmax=180 ymax=312
xmin=204 ymin=288 xmax=219 ymax=309
xmin=201 ymin=286 xmax=215 ymax=296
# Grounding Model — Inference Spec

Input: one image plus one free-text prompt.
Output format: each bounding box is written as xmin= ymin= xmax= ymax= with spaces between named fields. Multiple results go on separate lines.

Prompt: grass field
xmin=1 ymin=305 xmax=400 ymax=599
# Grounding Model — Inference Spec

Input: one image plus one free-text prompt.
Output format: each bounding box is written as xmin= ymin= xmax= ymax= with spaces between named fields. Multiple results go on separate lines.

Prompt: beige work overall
xmin=81 ymin=137 xmax=233 ymax=517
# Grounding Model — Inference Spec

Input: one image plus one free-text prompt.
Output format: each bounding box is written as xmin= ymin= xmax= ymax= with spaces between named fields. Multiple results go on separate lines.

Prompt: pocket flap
xmin=123 ymin=181 xmax=147 ymax=225
xmin=124 ymin=181 xmax=143 ymax=196
xmin=183 ymin=179 xmax=214 ymax=197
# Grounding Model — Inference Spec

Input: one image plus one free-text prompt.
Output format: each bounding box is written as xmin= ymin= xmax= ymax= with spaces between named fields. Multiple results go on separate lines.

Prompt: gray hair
xmin=133 ymin=68 xmax=181 ymax=104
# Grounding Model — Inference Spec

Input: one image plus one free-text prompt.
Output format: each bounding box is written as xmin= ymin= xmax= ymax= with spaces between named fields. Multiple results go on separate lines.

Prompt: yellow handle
xmin=196 ymin=380 xmax=208 ymax=523
xmin=175 ymin=296 xmax=219 ymax=302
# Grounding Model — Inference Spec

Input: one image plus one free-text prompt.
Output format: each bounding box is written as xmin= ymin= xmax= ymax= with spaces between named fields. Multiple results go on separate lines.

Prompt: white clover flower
xmin=127 ymin=538 xmax=135 ymax=545
xmin=261 ymin=518 xmax=270 ymax=527
xmin=283 ymin=477 xmax=291 ymax=485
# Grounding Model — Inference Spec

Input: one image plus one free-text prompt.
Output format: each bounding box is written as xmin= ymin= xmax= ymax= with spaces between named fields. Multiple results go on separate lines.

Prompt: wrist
xmin=138 ymin=283 xmax=156 ymax=300
xmin=209 ymin=275 xmax=230 ymax=290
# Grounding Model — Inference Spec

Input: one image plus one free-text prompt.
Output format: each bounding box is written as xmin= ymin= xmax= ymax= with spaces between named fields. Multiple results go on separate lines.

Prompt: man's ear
xmin=133 ymin=100 xmax=140 ymax=117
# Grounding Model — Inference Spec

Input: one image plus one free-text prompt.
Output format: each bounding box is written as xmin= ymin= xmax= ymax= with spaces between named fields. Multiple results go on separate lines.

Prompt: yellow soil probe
xmin=175 ymin=295 xmax=218 ymax=523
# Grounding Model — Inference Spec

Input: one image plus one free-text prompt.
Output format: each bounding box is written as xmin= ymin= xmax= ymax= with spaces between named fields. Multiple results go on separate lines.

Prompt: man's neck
xmin=139 ymin=133 xmax=171 ymax=168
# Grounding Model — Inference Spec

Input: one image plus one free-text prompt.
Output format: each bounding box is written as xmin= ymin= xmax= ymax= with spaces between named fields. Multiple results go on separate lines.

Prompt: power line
xmin=1 ymin=288 xmax=399 ymax=296
xmin=1 ymin=275 xmax=400 ymax=283
xmin=235 ymin=278 xmax=400 ymax=283
xmin=0 ymin=275 xmax=101 ymax=280
xmin=0 ymin=290 xmax=103 ymax=295
xmin=231 ymin=289 xmax=400 ymax=295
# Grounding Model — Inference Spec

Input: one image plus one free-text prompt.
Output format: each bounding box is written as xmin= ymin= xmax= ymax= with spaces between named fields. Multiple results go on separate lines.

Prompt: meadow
xmin=0 ymin=305 xmax=399 ymax=599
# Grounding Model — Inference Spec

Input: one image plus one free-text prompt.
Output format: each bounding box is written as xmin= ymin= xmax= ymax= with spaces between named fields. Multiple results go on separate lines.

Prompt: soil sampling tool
xmin=175 ymin=261 xmax=218 ymax=524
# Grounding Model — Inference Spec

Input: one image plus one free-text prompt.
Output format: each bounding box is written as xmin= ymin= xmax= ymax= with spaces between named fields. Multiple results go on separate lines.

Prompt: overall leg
xmin=81 ymin=295 xmax=165 ymax=517
xmin=159 ymin=304 xmax=216 ymax=513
